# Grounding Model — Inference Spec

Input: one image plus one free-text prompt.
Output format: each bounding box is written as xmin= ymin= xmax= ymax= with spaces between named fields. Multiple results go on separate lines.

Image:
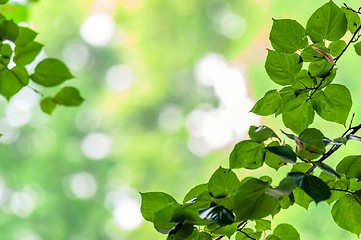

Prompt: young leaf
xmin=282 ymin=101 xmax=314 ymax=134
xmin=266 ymin=176 xmax=297 ymax=198
xmin=265 ymin=50 xmax=302 ymax=85
xmin=278 ymin=87 xmax=308 ymax=115
xmin=328 ymin=40 xmax=346 ymax=56
xmin=140 ymin=192 xmax=178 ymax=222
xmin=311 ymin=84 xmax=352 ymax=125
xmin=14 ymin=27 xmax=37 ymax=46
xmin=292 ymin=187 xmax=313 ymax=209
xmin=208 ymin=167 xmax=240 ymax=198
xmin=255 ymin=219 xmax=272 ymax=231
xmin=53 ymin=87 xmax=84 ymax=106
xmin=183 ymin=183 xmax=209 ymax=204
xmin=265 ymin=141 xmax=286 ymax=170
xmin=342 ymin=6 xmax=361 ymax=33
xmin=354 ymin=41 xmax=361 ymax=56
xmin=0 ymin=68 xmax=25 ymax=99
xmin=300 ymin=43 xmax=327 ymax=62
xmin=266 ymin=146 xmax=296 ymax=163
xmin=306 ymin=1 xmax=347 ymax=42
xmin=14 ymin=41 xmax=43 ymax=65
xmin=308 ymin=59 xmax=333 ymax=78
xmin=297 ymin=128 xmax=325 ymax=160
xmin=251 ymin=89 xmax=282 ymax=116
xmin=236 ymin=229 xmax=262 ymax=240
xmin=292 ymin=70 xmax=315 ymax=90
xmin=31 ymin=58 xmax=74 ymax=87
xmin=198 ymin=205 xmax=234 ymax=226
xmin=229 ymin=140 xmax=264 ymax=169
xmin=332 ymin=195 xmax=361 ymax=236
xmin=154 ymin=203 xmax=180 ymax=234
xmin=336 ymin=155 xmax=361 ymax=180
xmin=248 ymin=125 xmax=280 ymax=143
xmin=167 ymin=222 xmax=193 ymax=240
xmin=266 ymin=223 xmax=300 ymax=240
xmin=40 ymin=97 xmax=57 ymax=115
xmin=269 ymin=19 xmax=308 ymax=54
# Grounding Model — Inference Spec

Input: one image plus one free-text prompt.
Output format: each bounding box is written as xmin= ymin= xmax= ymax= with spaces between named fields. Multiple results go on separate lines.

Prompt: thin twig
xmin=238 ymin=230 xmax=256 ymax=240
xmin=330 ymin=188 xmax=354 ymax=194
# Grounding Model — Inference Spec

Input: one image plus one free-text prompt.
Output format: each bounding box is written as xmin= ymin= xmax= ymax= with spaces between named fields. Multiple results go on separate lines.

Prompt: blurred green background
xmin=0 ymin=0 xmax=360 ymax=239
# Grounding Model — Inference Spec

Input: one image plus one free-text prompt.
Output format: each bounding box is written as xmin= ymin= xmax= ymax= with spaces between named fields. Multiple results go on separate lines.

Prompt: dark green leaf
xmin=265 ymin=141 xmax=286 ymax=170
xmin=233 ymin=178 xmax=278 ymax=221
xmin=186 ymin=230 xmax=212 ymax=240
xmin=311 ymin=84 xmax=352 ymax=125
xmin=40 ymin=97 xmax=57 ymax=115
xmin=198 ymin=205 xmax=234 ymax=226
xmin=140 ymin=192 xmax=178 ymax=222
xmin=266 ymin=146 xmax=296 ymax=163
xmin=266 ymin=177 xmax=297 ymax=198
xmin=282 ymin=100 xmax=314 ymax=134
xmin=328 ymin=40 xmax=346 ymax=56
xmin=0 ymin=19 xmax=19 ymax=41
xmin=229 ymin=140 xmax=264 ymax=169
xmin=251 ymin=89 xmax=281 ymax=116
xmin=14 ymin=26 xmax=37 ymax=46
xmin=266 ymin=223 xmax=300 ymax=240
xmin=342 ymin=6 xmax=361 ymax=33
xmin=306 ymin=1 xmax=347 ymax=42
xmin=336 ymin=155 xmax=361 ymax=180
xmin=314 ymin=162 xmax=340 ymax=178
xmin=0 ymin=0 xmax=9 ymax=4
xmin=0 ymin=43 xmax=12 ymax=58
xmin=53 ymin=87 xmax=84 ymax=106
xmin=31 ymin=58 xmax=74 ymax=87
xmin=248 ymin=125 xmax=280 ymax=143
xmin=265 ymin=50 xmax=302 ymax=85
xmin=288 ymin=172 xmax=331 ymax=203
xmin=208 ymin=167 xmax=240 ymax=198
xmin=332 ymin=194 xmax=361 ymax=236
xmin=14 ymin=41 xmax=43 ymax=65
xmin=167 ymin=222 xmax=194 ymax=240
xmin=269 ymin=19 xmax=308 ymax=53
xmin=11 ymin=65 xmax=29 ymax=85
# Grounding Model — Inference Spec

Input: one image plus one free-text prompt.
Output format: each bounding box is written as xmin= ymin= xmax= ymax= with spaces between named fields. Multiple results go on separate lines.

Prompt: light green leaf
xmin=212 ymin=223 xmax=238 ymax=238
xmin=336 ymin=155 xmax=361 ymax=180
xmin=328 ymin=40 xmax=346 ymax=56
xmin=167 ymin=222 xmax=194 ymax=240
xmin=342 ymin=6 xmax=361 ymax=33
xmin=300 ymin=43 xmax=327 ymax=62
xmin=0 ymin=68 xmax=25 ymax=99
xmin=154 ymin=203 xmax=179 ymax=234
xmin=14 ymin=41 xmax=43 ymax=65
xmin=266 ymin=223 xmax=300 ymax=240
xmin=233 ymin=178 xmax=278 ymax=221
xmin=311 ymin=84 xmax=352 ymax=125
xmin=255 ymin=219 xmax=272 ymax=231
xmin=31 ymin=58 xmax=74 ymax=87
xmin=306 ymin=1 xmax=347 ymax=42
xmin=183 ymin=184 xmax=209 ymax=204
xmin=292 ymin=70 xmax=315 ymax=91
xmin=229 ymin=140 xmax=264 ymax=169
xmin=308 ymin=59 xmax=333 ymax=78
xmin=11 ymin=65 xmax=29 ymax=85
xmin=354 ymin=41 xmax=361 ymax=56
xmin=282 ymin=100 xmax=314 ymax=134
xmin=186 ymin=231 xmax=212 ymax=240
xmin=236 ymin=229 xmax=262 ymax=240
xmin=0 ymin=19 xmax=19 ymax=41
xmin=53 ymin=87 xmax=84 ymax=106
xmin=332 ymin=194 xmax=361 ymax=236
xmin=248 ymin=125 xmax=280 ymax=143
xmin=40 ymin=97 xmax=57 ymax=115
xmin=251 ymin=89 xmax=281 ymax=116
xmin=140 ymin=192 xmax=178 ymax=222
xmin=14 ymin=27 xmax=37 ymax=46
xmin=278 ymin=87 xmax=308 ymax=115
xmin=0 ymin=43 xmax=12 ymax=58
xmin=292 ymin=187 xmax=313 ymax=209
xmin=208 ymin=167 xmax=240 ymax=198
xmin=265 ymin=50 xmax=302 ymax=85
xmin=269 ymin=19 xmax=308 ymax=53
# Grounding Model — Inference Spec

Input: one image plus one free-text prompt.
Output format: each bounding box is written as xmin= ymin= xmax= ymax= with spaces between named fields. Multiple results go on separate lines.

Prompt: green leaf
xmin=183 ymin=184 xmax=209 ymax=204
xmin=266 ymin=177 xmax=297 ymax=198
xmin=30 ymin=58 xmax=74 ymax=87
xmin=167 ymin=222 xmax=194 ymax=240
xmin=292 ymin=187 xmax=313 ymax=209
xmin=300 ymin=43 xmax=327 ymax=62
xmin=186 ymin=231 xmax=212 ymax=240
xmin=266 ymin=223 xmax=300 ymax=240
xmin=212 ymin=223 xmax=238 ymax=238
xmin=282 ymin=100 xmax=314 ymax=134
xmin=198 ymin=205 xmax=234 ymax=226
xmin=308 ymin=59 xmax=333 ymax=78
xmin=0 ymin=19 xmax=19 ymax=41
xmin=248 ymin=125 xmax=280 ymax=143
xmin=332 ymin=194 xmax=361 ymax=236
xmin=229 ymin=140 xmax=264 ymax=169
xmin=269 ymin=19 xmax=308 ymax=53
xmin=154 ymin=202 xmax=179 ymax=233
xmin=40 ymin=97 xmax=57 ymax=115
xmin=306 ymin=1 xmax=347 ymax=42
xmin=288 ymin=172 xmax=331 ymax=203
xmin=11 ymin=65 xmax=29 ymax=85
xmin=14 ymin=27 xmax=37 ymax=46
xmin=266 ymin=146 xmax=296 ymax=163
xmin=251 ymin=89 xmax=282 ymax=116
xmin=265 ymin=142 xmax=286 ymax=170
xmin=297 ymin=128 xmax=325 ymax=160
xmin=314 ymin=162 xmax=340 ymax=178
xmin=311 ymin=84 xmax=352 ymax=125
xmin=265 ymin=50 xmax=302 ymax=85
xmin=255 ymin=219 xmax=272 ymax=231
xmin=328 ymin=40 xmax=346 ymax=56
xmin=342 ymin=6 xmax=361 ymax=33
xmin=14 ymin=41 xmax=43 ymax=65
xmin=336 ymin=156 xmax=361 ymax=180
xmin=354 ymin=41 xmax=361 ymax=56
xmin=0 ymin=43 xmax=12 ymax=58
xmin=53 ymin=87 xmax=84 ymax=106
xmin=292 ymin=70 xmax=315 ymax=91
xmin=0 ymin=0 xmax=9 ymax=4
xmin=278 ymin=87 xmax=308 ymax=115
xmin=317 ymin=68 xmax=337 ymax=89
xmin=233 ymin=178 xmax=279 ymax=221
xmin=208 ymin=167 xmax=240 ymax=198
xmin=236 ymin=229 xmax=262 ymax=240
xmin=0 ymin=68 xmax=25 ymax=99
xmin=140 ymin=192 xmax=178 ymax=222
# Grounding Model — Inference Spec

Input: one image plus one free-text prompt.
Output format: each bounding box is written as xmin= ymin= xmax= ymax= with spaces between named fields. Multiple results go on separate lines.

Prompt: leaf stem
xmin=330 ymin=188 xmax=354 ymax=194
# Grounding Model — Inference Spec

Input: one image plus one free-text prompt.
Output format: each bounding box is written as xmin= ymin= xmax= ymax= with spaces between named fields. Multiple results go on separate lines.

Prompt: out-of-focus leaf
xmin=40 ymin=97 xmax=57 ymax=115
xmin=0 ymin=19 xmax=19 ymax=41
xmin=53 ymin=87 xmax=84 ymax=106
xmin=266 ymin=223 xmax=300 ymax=240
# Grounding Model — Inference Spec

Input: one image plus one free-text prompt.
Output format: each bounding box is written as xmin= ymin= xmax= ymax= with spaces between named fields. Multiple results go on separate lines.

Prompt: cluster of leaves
xmin=141 ymin=1 xmax=361 ymax=239
xmin=0 ymin=0 xmax=82 ymax=114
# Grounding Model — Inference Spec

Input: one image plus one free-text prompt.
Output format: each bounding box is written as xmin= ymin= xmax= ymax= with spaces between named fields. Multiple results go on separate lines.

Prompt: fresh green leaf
xmin=266 ymin=146 xmax=296 ymax=163
xmin=332 ymin=194 xmax=361 ymax=236
xmin=14 ymin=41 xmax=43 ymax=65
xmin=255 ymin=219 xmax=272 ymax=231
xmin=0 ymin=43 xmax=12 ymax=58
xmin=0 ymin=68 xmax=25 ymax=99
xmin=328 ymin=40 xmax=346 ymax=56
xmin=248 ymin=125 xmax=280 ymax=143
xmin=278 ymin=87 xmax=308 ymax=115
xmin=300 ymin=43 xmax=328 ymax=62
xmin=308 ymin=60 xmax=333 ymax=78
xmin=266 ymin=223 xmax=300 ymax=240
xmin=229 ymin=140 xmax=264 ymax=169
xmin=53 ymin=87 xmax=84 ymax=106
xmin=31 ymin=58 xmax=74 ymax=87
xmin=212 ymin=223 xmax=238 ymax=238
xmin=265 ymin=50 xmax=302 ymax=85
xmin=140 ymin=192 xmax=178 ymax=222
xmin=297 ymin=128 xmax=325 ymax=160
xmin=183 ymin=184 xmax=209 ymax=204
xmin=208 ymin=167 xmax=240 ymax=198
xmin=336 ymin=156 xmax=361 ymax=180
xmin=154 ymin=203 xmax=179 ymax=233
xmin=251 ymin=89 xmax=282 ymax=116
xmin=14 ymin=26 xmax=37 ymax=46
xmin=40 ymin=97 xmax=57 ymax=115
xmin=306 ymin=1 xmax=347 ymax=42
xmin=342 ymin=6 xmax=361 ymax=33
xmin=0 ymin=19 xmax=19 ymax=41
xmin=292 ymin=187 xmax=313 ymax=209
xmin=11 ymin=65 xmax=29 ymax=85
xmin=266 ymin=177 xmax=297 ymax=198
xmin=269 ymin=19 xmax=308 ymax=53
xmin=354 ymin=41 xmax=361 ymax=56
xmin=236 ymin=229 xmax=262 ymax=240
xmin=186 ymin=230 xmax=212 ymax=240
xmin=198 ymin=205 xmax=234 ymax=226
xmin=292 ymin=70 xmax=315 ymax=91
xmin=233 ymin=178 xmax=278 ymax=221
xmin=282 ymin=100 xmax=314 ymax=134
xmin=311 ymin=84 xmax=352 ymax=125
